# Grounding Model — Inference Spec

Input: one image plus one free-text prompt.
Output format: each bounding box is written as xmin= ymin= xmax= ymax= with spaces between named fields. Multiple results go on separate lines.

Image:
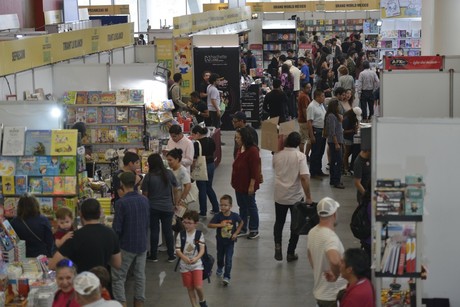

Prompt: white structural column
xmin=422 ymin=0 xmax=460 ymax=55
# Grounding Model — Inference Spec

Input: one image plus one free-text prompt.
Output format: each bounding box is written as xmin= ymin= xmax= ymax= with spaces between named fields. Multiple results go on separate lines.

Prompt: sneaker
xmin=199 ymin=214 xmax=207 ymax=220
xmin=146 ymin=256 xmax=158 ymax=262
xmin=247 ymin=232 xmax=259 ymax=239
xmin=216 ymin=268 xmax=223 ymax=277
xmin=199 ymin=301 xmax=208 ymax=307
xmin=333 ymin=183 xmax=345 ymax=189
xmin=222 ymin=278 xmax=230 ymax=286
xmin=237 ymin=231 xmax=248 ymax=237
xmin=167 ymin=256 xmax=177 ymax=263
xmin=158 ymin=245 xmax=167 ymax=252
xmin=286 ymin=254 xmax=299 ymax=262
xmin=209 ymin=210 xmax=219 ymax=215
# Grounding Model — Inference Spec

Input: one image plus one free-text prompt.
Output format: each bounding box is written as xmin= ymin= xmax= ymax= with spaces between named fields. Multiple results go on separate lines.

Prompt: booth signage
xmin=98 ymin=23 xmax=134 ymax=51
xmin=174 ymin=38 xmax=194 ymax=96
xmin=203 ymin=1 xmax=379 ymax=12
xmin=384 ymin=56 xmax=444 ymax=71
xmin=156 ymin=39 xmax=174 ymax=70
xmin=79 ymin=5 xmax=130 ymax=15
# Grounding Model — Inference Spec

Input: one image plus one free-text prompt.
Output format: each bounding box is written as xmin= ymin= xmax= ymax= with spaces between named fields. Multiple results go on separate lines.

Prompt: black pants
xmin=273 ymin=203 xmax=299 ymax=254
xmin=360 ymin=90 xmax=374 ymax=120
xmin=209 ymin=111 xmax=220 ymax=128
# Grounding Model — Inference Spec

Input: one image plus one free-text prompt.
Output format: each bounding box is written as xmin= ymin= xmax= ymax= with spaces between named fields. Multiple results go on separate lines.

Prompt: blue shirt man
xmin=299 ymin=57 xmax=310 ymax=87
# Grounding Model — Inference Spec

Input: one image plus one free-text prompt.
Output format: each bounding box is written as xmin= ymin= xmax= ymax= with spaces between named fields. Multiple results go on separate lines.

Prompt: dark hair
xmin=344 ymin=109 xmax=359 ymax=128
xmin=220 ymin=194 xmax=233 ymax=205
xmin=343 ymin=248 xmax=371 ymax=280
xmin=122 ymin=151 xmax=140 ymax=166
xmin=89 ymin=266 xmax=111 ymax=289
xmin=147 ymin=153 xmax=169 ymax=185
xmin=190 ymin=91 xmax=200 ymax=99
xmin=287 ymin=49 xmax=294 ymax=53
xmin=285 ymin=132 xmax=301 ymax=148
xmin=169 ymin=124 xmax=182 ymax=135
xmin=80 ymin=198 xmax=101 ymax=221
xmin=325 ymin=99 xmax=340 ymax=120
xmin=346 ymin=89 xmax=355 ymax=108
xmin=363 ymin=61 xmax=370 ymax=69
xmin=167 ymin=70 xmax=172 ymax=78
xmin=279 ymin=54 xmax=287 ymax=62
xmin=71 ymin=122 xmax=86 ymax=136
xmin=191 ymin=125 xmax=208 ymax=135
xmin=236 ymin=126 xmax=255 ymax=148
xmin=313 ymin=89 xmax=324 ymax=99
xmin=166 ymin=148 xmax=183 ymax=162
xmin=173 ymin=73 xmax=182 ymax=82
xmin=17 ymin=194 xmax=41 ymax=219
xmin=335 ymin=87 xmax=346 ymax=96
xmin=298 ymin=56 xmax=306 ymax=63
xmin=182 ymin=210 xmax=199 ymax=223
xmin=281 ymin=63 xmax=290 ymax=75
xmin=209 ymin=73 xmax=220 ymax=84
xmin=272 ymin=78 xmax=282 ymax=89
xmin=55 ymin=207 xmax=73 ymax=220
xmin=202 ymin=70 xmax=211 ymax=77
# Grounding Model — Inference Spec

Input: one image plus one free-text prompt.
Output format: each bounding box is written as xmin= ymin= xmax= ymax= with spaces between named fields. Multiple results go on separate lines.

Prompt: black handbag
xmin=291 ymin=201 xmax=319 ymax=235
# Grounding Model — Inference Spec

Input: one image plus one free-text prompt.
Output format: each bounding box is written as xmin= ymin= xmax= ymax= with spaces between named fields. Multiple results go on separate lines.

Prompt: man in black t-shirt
xmin=188 ymin=91 xmax=209 ymax=124
xmin=353 ymin=150 xmax=371 ymax=204
xmin=49 ymin=198 xmax=121 ymax=272
xmin=263 ymin=79 xmax=288 ymax=123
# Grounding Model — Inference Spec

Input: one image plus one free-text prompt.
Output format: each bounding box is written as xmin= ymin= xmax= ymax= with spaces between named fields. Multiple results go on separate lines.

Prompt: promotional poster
xmin=174 ymin=38 xmax=193 ymax=96
xmin=193 ymin=47 xmax=240 ymax=130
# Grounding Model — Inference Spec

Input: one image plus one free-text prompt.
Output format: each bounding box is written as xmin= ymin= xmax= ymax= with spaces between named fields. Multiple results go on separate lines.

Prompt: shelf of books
xmin=373 ymin=176 xmax=425 ymax=307
xmin=0 ymin=127 xmax=83 ymax=224
xmin=379 ymin=29 xmax=421 ymax=57
xmin=262 ymin=29 xmax=296 ymax=69
xmin=63 ymin=90 xmax=147 ymax=163
xmin=297 ymin=18 xmax=366 ymax=42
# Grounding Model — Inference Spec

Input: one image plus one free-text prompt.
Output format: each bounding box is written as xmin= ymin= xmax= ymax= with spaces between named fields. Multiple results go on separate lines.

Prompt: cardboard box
xmin=260 ymin=117 xmax=295 ymax=152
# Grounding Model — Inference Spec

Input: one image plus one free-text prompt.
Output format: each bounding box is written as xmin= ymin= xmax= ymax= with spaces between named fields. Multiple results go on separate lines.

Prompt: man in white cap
xmin=74 ymin=271 xmax=122 ymax=306
xmin=307 ymin=197 xmax=347 ymax=307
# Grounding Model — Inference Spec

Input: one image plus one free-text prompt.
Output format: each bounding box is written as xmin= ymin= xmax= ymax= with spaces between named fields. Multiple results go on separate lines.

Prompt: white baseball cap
xmin=73 ymin=271 xmax=100 ymax=295
xmin=317 ymin=197 xmax=340 ymax=217
xmin=353 ymin=107 xmax=362 ymax=121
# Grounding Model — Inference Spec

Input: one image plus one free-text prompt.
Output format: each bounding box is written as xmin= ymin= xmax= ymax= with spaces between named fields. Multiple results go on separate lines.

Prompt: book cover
xmin=42 ymin=176 xmax=54 ymax=194
xmin=37 ymin=156 xmax=59 ymax=176
xmin=116 ymin=126 xmax=128 ymax=143
xmin=127 ymin=126 xmax=142 ymax=143
xmin=37 ymin=197 xmax=54 ymax=218
xmin=75 ymin=107 xmax=87 ymax=123
xmin=88 ymin=91 xmax=102 ymax=104
xmin=116 ymin=107 xmax=129 ymax=123
xmin=0 ymin=227 xmax=14 ymax=251
xmin=67 ymin=108 xmax=76 ymax=124
xmin=15 ymin=175 xmax=28 ymax=195
xmin=3 ymin=197 xmax=18 ymax=218
xmin=405 ymin=199 xmax=423 ymax=216
xmin=397 ymin=243 xmax=406 ymax=275
xmin=62 ymin=91 xmax=77 ymax=105
xmin=58 ymin=156 xmax=77 ymax=176
xmin=101 ymin=107 xmax=116 ymax=124
xmin=107 ymin=129 xmax=117 ymax=143
xmin=0 ymin=157 xmax=17 ymax=176
xmin=2 ymin=176 xmax=15 ymax=195
xmin=29 ymin=177 xmax=43 ymax=194
xmin=116 ymin=89 xmax=130 ymax=104
xmin=2 ymin=126 xmax=26 ymax=156
xmin=77 ymin=171 xmax=89 ymax=197
xmin=408 ymin=238 xmax=416 ymax=273
xmin=16 ymin=156 xmax=38 ymax=176
xmin=128 ymin=107 xmax=143 ymax=124
xmin=86 ymin=107 xmax=98 ymax=124
xmin=53 ymin=177 xmax=65 ymax=195
xmin=65 ymin=197 xmax=78 ymax=214
xmin=100 ymin=91 xmax=117 ymax=104
xmin=1 ymin=220 xmax=20 ymax=244
xmin=76 ymin=91 xmax=88 ymax=104
xmin=25 ymin=130 xmax=52 ymax=156
xmin=53 ymin=197 xmax=66 ymax=211
xmin=96 ymin=128 xmax=111 ymax=143
xmin=64 ymin=176 xmax=77 ymax=194
xmin=50 ymin=130 xmax=78 ymax=156
xmin=76 ymin=146 xmax=86 ymax=172
xmin=129 ymin=89 xmax=144 ymax=104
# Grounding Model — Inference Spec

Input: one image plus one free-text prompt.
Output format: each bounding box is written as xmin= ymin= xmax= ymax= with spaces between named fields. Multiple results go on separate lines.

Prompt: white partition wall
xmin=373 ymin=117 xmax=460 ymax=305
xmin=0 ymin=101 xmax=63 ymax=129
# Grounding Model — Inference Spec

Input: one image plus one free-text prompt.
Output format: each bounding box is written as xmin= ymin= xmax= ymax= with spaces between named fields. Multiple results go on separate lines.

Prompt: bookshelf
xmin=262 ymin=20 xmax=296 ymax=69
xmin=297 ymin=18 xmax=365 ymax=42
xmin=379 ymin=19 xmax=422 ymax=57
xmin=363 ymin=20 xmax=380 ymax=63
xmin=373 ymin=177 xmax=425 ymax=307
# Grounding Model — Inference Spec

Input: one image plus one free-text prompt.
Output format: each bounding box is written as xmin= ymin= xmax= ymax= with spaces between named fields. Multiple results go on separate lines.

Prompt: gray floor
xmin=125 ymin=130 xmax=361 ymax=307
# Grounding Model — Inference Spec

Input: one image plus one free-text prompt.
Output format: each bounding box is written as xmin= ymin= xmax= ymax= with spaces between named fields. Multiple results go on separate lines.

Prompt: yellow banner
xmin=174 ymin=38 xmax=193 ymax=96
xmin=204 ymin=1 xmax=379 ymax=12
xmin=192 ymin=11 xmax=210 ymax=33
xmin=262 ymin=2 xmax=313 ymax=13
xmin=156 ymin=39 xmax=174 ymax=71
xmin=173 ymin=15 xmax=192 ymax=37
xmin=51 ymin=29 xmax=90 ymax=62
xmin=79 ymin=5 xmax=130 ymax=15
xmin=0 ymin=39 xmax=35 ymax=75
xmin=98 ymin=23 xmax=134 ymax=52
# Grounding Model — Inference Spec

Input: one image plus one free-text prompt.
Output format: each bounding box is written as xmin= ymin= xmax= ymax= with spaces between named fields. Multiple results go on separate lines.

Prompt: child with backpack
xmin=175 ymin=210 xmax=209 ymax=307
xmin=207 ymin=194 xmax=244 ymax=286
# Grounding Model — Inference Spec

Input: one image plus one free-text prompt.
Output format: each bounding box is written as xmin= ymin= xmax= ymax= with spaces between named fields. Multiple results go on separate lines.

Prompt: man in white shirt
xmin=357 ymin=61 xmax=380 ymax=121
xmin=307 ymin=197 xmax=347 ymax=307
xmin=307 ymin=89 xmax=327 ymax=178
xmin=164 ymin=124 xmax=194 ymax=173
xmin=206 ymin=73 xmax=221 ymax=128
xmin=285 ymin=60 xmax=301 ymax=119
xmin=273 ymin=132 xmax=313 ymax=262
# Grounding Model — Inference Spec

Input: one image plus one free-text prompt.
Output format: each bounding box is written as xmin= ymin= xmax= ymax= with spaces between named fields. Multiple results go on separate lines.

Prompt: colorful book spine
xmin=15 ymin=175 xmax=28 ymax=195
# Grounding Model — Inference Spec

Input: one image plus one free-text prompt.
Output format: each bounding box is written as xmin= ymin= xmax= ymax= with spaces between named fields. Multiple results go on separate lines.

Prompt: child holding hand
xmin=208 ymin=194 xmax=243 ymax=286
xmin=54 ymin=207 xmax=75 ymax=248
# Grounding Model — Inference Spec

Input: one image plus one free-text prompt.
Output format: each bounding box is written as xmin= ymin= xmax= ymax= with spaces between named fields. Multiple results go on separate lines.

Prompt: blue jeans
xmin=112 ymin=249 xmax=147 ymax=302
xmin=360 ymin=90 xmax=374 ymax=120
xmin=235 ymin=191 xmax=259 ymax=233
xmin=216 ymin=240 xmax=235 ymax=279
xmin=196 ymin=162 xmax=219 ymax=215
xmin=309 ymin=128 xmax=326 ymax=175
xmin=328 ymin=143 xmax=343 ymax=185
xmin=150 ymin=208 xmax=175 ymax=258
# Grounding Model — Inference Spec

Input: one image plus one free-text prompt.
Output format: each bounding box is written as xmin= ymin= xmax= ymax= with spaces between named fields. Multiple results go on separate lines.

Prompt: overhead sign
xmin=384 ymin=56 xmax=444 ymax=71
xmin=79 ymin=5 xmax=130 ymax=15
xmin=203 ymin=1 xmax=379 ymax=12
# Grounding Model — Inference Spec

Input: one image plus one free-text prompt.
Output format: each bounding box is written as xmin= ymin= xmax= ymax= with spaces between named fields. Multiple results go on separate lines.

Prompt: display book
xmin=0 ymin=127 xmax=82 ymax=220
xmin=374 ymin=175 xmax=425 ymax=307
xmin=379 ymin=29 xmax=421 ymax=56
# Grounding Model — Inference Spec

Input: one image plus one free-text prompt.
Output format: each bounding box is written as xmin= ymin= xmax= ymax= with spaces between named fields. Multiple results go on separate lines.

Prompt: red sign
xmin=384 ymin=56 xmax=444 ymax=71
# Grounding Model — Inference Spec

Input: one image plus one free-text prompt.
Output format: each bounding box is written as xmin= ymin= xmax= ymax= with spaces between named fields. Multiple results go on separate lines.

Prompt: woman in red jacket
xmin=231 ymin=127 xmax=261 ymax=240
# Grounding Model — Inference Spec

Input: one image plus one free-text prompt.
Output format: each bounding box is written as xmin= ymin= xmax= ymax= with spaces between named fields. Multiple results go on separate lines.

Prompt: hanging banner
xmin=204 ymin=1 xmax=379 ymax=12
xmin=384 ymin=56 xmax=444 ymax=71
xmin=79 ymin=5 xmax=130 ymax=15
xmin=193 ymin=47 xmax=241 ymax=130
xmin=97 ymin=22 xmax=133 ymax=51
xmin=174 ymin=38 xmax=193 ymax=96
xmin=156 ymin=39 xmax=174 ymax=71
xmin=381 ymin=0 xmax=422 ymax=18
xmin=51 ymin=29 xmax=90 ymax=62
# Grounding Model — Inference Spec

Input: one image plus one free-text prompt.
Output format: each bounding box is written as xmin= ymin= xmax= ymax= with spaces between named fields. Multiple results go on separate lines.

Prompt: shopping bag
xmin=191 ymin=141 xmax=208 ymax=181
xmin=184 ymin=181 xmax=199 ymax=204
xmin=291 ymin=201 xmax=319 ymax=235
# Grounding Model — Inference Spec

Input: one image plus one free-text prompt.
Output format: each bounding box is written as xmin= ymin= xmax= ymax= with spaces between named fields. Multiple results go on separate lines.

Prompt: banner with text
xmin=204 ymin=1 xmax=379 ymax=12
xmin=156 ymin=39 xmax=174 ymax=71
xmin=174 ymin=38 xmax=193 ymax=96
xmin=384 ymin=56 xmax=443 ymax=71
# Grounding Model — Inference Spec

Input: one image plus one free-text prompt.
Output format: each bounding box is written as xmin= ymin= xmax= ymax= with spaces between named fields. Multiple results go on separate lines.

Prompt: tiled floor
xmin=125 ymin=130 xmax=361 ymax=307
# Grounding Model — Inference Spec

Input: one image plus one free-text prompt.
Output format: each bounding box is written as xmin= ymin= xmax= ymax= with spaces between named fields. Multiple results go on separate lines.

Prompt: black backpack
xmin=175 ymin=230 xmax=215 ymax=283
xmin=350 ymin=201 xmax=371 ymax=240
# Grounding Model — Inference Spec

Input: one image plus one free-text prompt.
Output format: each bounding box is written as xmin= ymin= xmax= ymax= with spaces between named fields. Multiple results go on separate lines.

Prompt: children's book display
xmin=0 ymin=128 xmax=80 ymax=219
xmin=374 ymin=175 xmax=425 ymax=307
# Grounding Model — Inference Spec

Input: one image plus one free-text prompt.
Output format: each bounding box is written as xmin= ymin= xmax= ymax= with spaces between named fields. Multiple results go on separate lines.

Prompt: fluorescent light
xmin=51 ymin=107 xmax=62 ymax=118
